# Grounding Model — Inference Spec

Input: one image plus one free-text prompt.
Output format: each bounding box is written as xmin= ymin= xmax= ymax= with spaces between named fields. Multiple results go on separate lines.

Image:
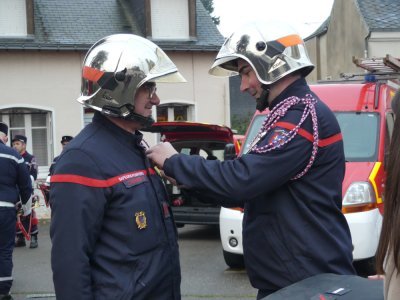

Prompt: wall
xmin=0 ymin=49 xmax=229 ymax=155
xmin=368 ymin=31 xmax=400 ymax=57
xmin=305 ymin=0 xmax=370 ymax=81
xmin=305 ymin=0 xmax=400 ymax=81
xmin=326 ymin=0 xmax=369 ymax=79
xmin=305 ymin=33 xmax=328 ymax=83
xmin=0 ymin=51 xmax=83 ymax=160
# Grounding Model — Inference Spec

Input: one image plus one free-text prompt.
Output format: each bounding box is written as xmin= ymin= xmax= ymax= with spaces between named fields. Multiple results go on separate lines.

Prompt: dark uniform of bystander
xmin=0 ymin=122 xmax=32 ymax=300
xmin=11 ymin=135 xmax=39 ymax=248
xmin=49 ymin=135 xmax=73 ymax=176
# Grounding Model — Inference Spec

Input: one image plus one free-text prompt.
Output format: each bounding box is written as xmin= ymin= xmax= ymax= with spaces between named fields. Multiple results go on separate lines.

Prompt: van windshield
xmin=335 ymin=112 xmax=379 ymax=162
xmin=241 ymin=112 xmax=379 ymax=162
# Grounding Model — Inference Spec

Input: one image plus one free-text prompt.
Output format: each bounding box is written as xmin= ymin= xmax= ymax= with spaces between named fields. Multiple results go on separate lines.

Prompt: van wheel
xmin=223 ymin=250 xmax=245 ymax=269
xmin=353 ymin=257 xmax=376 ymax=277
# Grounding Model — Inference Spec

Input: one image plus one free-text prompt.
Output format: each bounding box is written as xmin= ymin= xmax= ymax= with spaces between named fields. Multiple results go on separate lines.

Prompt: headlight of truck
xmin=342 ymin=182 xmax=377 ymax=213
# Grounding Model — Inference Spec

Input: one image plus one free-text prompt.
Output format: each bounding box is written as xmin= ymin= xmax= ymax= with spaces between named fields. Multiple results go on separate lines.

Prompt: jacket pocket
xmin=108 ymin=182 xmax=163 ymax=255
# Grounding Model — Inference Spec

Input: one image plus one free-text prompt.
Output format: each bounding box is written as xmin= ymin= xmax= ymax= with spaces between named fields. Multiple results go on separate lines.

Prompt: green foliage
xmin=231 ymin=113 xmax=253 ymax=135
xmin=200 ymin=0 xmax=220 ymax=25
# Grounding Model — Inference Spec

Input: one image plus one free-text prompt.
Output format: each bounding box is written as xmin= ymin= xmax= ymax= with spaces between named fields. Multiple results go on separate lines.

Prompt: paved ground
xmin=10 ymin=221 xmax=257 ymax=300
xmin=11 ymin=220 xmax=54 ymax=300
xmin=9 ymin=189 xmax=257 ymax=300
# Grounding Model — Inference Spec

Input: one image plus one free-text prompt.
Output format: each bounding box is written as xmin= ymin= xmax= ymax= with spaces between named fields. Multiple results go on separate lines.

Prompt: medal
xmin=135 ymin=211 xmax=147 ymax=229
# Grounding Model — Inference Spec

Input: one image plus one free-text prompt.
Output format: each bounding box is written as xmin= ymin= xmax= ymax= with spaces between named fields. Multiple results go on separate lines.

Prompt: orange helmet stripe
xmin=83 ymin=66 xmax=105 ymax=82
xmin=276 ymin=34 xmax=303 ymax=47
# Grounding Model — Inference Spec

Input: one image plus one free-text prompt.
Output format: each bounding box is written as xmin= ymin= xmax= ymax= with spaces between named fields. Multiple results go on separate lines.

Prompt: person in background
xmin=146 ymin=21 xmax=355 ymax=299
xmin=375 ymin=89 xmax=400 ymax=299
xmin=0 ymin=122 xmax=32 ymax=300
xmin=11 ymin=135 xmax=39 ymax=249
xmin=50 ymin=34 xmax=186 ymax=299
xmin=49 ymin=135 xmax=73 ymax=175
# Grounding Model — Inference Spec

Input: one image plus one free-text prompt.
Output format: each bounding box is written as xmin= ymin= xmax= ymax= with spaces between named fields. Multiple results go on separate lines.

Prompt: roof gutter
xmin=0 ymin=44 xmax=91 ymax=51
xmin=0 ymin=43 xmax=221 ymax=52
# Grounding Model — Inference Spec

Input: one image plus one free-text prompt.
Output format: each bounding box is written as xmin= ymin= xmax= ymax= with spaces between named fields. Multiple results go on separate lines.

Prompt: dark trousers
xmin=0 ymin=207 xmax=16 ymax=294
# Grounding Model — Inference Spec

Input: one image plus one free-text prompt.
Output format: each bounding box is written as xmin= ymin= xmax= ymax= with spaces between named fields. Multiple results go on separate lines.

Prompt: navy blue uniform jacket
xmin=50 ymin=113 xmax=181 ymax=300
xmin=21 ymin=151 xmax=37 ymax=180
xmin=0 ymin=140 xmax=32 ymax=204
xmin=164 ymin=78 xmax=355 ymax=292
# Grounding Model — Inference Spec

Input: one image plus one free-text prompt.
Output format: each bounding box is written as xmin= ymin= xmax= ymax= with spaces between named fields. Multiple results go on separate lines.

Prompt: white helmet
xmin=209 ymin=21 xmax=314 ymax=85
xmin=77 ymin=34 xmax=186 ymax=125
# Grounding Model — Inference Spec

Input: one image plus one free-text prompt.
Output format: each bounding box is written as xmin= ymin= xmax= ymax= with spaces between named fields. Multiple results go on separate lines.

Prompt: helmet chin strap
xmin=119 ymin=103 xmax=155 ymax=127
xmin=125 ymin=112 xmax=155 ymax=127
xmin=256 ymin=84 xmax=270 ymax=112
xmin=102 ymin=104 xmax=155 ymax=127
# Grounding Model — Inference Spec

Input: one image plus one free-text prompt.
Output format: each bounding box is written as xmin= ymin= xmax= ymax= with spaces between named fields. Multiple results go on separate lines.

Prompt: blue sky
xmin=212 ymin=0 xmax=334 ymax=38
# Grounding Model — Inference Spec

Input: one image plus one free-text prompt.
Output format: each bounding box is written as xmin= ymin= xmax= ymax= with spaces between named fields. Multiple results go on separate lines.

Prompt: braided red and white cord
xmin=250 ymin=94 xmax=319 ymax=180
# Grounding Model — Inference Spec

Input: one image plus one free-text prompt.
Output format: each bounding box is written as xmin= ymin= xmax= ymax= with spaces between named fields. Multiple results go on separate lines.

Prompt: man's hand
xmin=146 ymin=142 xmax=178 ymax=169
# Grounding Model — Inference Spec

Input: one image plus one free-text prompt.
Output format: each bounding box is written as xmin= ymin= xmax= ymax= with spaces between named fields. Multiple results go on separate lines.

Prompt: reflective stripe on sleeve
xmin=0 ymin=201 xmax=15 ymax=207
xmin=0 ymin=153 xmax=24 ymax=164
xmin=274 ymin=121 xmax=342 ymax=147
xmin=0 ymin=276 xmax=13 ymax=282
xmin=51 ymin=168 xmax=157 ymax=187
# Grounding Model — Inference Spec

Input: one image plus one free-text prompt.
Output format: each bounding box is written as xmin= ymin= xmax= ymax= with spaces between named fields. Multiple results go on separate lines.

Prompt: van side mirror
xmin=224 ymin=143 xmax=237 ymax=160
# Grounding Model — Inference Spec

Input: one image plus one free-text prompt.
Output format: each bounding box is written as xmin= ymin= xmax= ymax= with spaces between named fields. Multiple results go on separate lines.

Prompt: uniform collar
xmin=269 ymin=77 xmax=310 ymax=110
xmin=93 ymin=112 xmax=144 ymax=148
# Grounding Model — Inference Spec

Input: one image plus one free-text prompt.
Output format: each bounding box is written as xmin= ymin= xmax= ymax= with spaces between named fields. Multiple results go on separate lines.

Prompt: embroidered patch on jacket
xmin=121 ymin=175 xmax=148 ymax=188
xmin=135 ymin=211 xmax=147 ymax=229
xmin=267 ymin=128 xmax=290 ymax=147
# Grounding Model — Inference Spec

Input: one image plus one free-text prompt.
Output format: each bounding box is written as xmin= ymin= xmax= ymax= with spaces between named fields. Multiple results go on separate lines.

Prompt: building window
xmin=0 ymin=0 xmax=33 ymax=37
xmin=0 ymin=108 xmax=51 ymax=166
xmin=146 ymin=0 xmax=196 ymax=40
xmin=157 ymin=103 xmax=192 ymax=121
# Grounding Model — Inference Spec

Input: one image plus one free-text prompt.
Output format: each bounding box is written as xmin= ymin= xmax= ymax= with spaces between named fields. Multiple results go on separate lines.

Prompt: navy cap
xmin=12 ymin=134 xmax=27 ymax=144
xmin=61 ymin=135 xmax=73 ymax=144
xmin=0 ymin=122 xmax=8 ymax=136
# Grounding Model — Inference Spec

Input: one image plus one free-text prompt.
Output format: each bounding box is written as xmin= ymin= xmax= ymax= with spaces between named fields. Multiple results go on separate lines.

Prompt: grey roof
xmin=356 ymin=0 xmax=400 ymax=31
xmin=0 ymin=0 xmax=224 ymax=51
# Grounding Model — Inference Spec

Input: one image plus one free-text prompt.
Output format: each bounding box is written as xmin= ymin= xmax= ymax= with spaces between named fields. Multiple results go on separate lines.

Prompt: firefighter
xmin=146 ymin=21 xmax=356 ymax=298
xmin=50 ymin=34 xmax=186 ymax=299
xmin=11 ymin=135 xmax=39 ymax=249
xmin=48 ymin=135 xmax=73 ymax=176
xmin=0 ymin=122 xmax=32 ymax=300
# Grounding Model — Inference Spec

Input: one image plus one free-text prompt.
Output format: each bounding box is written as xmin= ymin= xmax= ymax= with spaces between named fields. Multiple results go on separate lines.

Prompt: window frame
xmin=0 ymin=0 xmax=34 ymax=38
xmin=145 ymin=0 xmax=196 ymax=40
xmin=0 ymin=108 xmax=53 ymax=168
